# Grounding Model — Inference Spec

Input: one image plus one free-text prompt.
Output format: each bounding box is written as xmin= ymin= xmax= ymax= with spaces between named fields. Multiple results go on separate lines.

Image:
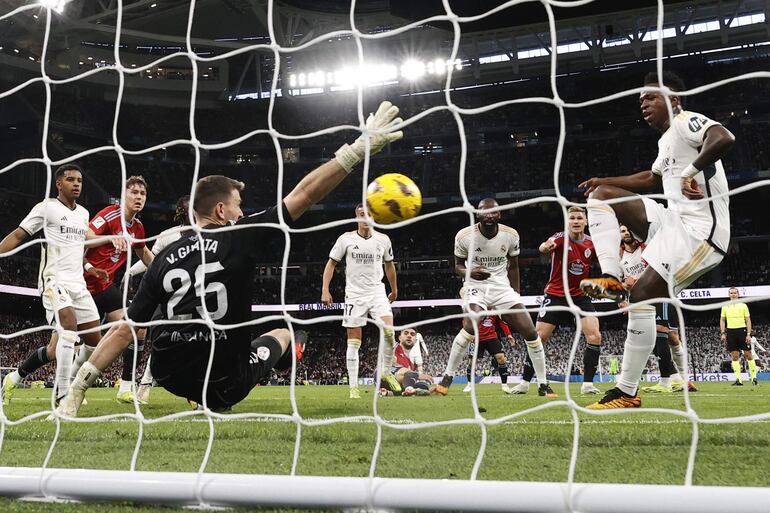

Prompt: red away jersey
xmin=394 ymin=344 xmax=416 ymax=371
xmin=544 ymin=232 xmax=596 ymax=297
xmin=84 ymin=205 xmax=145 ymax=294
xmin=478 ymin=315 xmax=511 ymax=342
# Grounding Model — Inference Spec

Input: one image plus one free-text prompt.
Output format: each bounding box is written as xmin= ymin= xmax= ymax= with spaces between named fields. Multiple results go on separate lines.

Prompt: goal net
xmin=1 ymin=0 xmax=769 ymax=511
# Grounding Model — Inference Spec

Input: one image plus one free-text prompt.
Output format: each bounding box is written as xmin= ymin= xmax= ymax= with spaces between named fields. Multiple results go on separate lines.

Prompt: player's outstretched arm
xmin=0 ymin=228 xmax=30 ymax=254
xmin=321 ymin=258 xmax=337 ymax=304
xmin=539 ymin=238 xmax=556 ymax=254
xmin=579 ymin=170 xmax=662 ymax=197
xmin=283 ymin=101 xmax=403 ymax=221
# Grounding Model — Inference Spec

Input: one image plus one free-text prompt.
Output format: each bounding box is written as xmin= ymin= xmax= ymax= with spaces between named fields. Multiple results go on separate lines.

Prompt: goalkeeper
xmin=57 ymin=101 xmax=404 ymax=415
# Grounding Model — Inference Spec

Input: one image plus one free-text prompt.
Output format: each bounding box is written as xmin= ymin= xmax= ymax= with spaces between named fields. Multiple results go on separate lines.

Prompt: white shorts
xmin=342 ymin=294 xmax=393 ymax=328
xmin=462 ymin=281 xmax=522 ymax=311
xmin=641 ymin=200 xmax=724 ymax=294
xmin=42 ymin=286 xmax=100 ymax=326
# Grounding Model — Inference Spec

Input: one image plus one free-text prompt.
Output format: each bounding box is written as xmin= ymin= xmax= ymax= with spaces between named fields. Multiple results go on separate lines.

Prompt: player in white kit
xmin=0 ymin=164 xmax=122 ymax=404
xmin=579 ymin=71 xmax=734 ymax=408
xmin=408 ymin=331 xmax=428 ymax=374
xmin=322 ymin=204 xmax=400 ymax=398
xmin=433 ymin=198 xmax=553 ymax=397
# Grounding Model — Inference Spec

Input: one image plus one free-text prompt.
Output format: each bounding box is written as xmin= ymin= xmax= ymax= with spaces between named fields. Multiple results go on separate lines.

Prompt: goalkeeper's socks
xmin=617 ymin=306 xmax=656 ymax=396
xmin=525 ymin=337 xmax=547 ymax=384
xmin=586 ymin=198 xmax=623 ymax=279
xmin=140 ymin=354 xmax=154 ymax=386
xmin=18 ymin=346 xmax=50 ymax=379
xmin=731 ymin=360 xmax=742 ymax=382
xmin=121 ymin=345 xmax=139 ymax=383
xmin=445 ymin=329 xmax=474 ymax=376
xmin=670 ymin=342 xmax=688 ymax=375
xmin=583 ymin=343 xmax=601 ymax=383
xmin=54 ymin=331 xmax=79 ymax=401
xmin=346 ymin=339 xmax=361 ymax=388
xmin=747 ymin=359 xmax=758 ymax=380
xmin=71 ymin=343 xmax=95 ymax=380
xmin=118 ymin=378 xmax=134 ymax=395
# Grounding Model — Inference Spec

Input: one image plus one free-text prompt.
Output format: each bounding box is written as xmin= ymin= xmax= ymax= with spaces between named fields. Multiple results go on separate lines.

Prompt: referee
xmin=720 ymin=287 xmax=758 ymax=386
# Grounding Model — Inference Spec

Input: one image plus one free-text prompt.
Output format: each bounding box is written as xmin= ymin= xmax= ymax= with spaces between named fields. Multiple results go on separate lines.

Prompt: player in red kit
xmin=381 ymin=327 xmax=434 ymax=396
xmin=79 ymin=176 xmax=155 ymax=404
xmin=463 ymin=315 xmax=514 ymax=394
xmin=512 ymin=206 xmax=602 ymax=396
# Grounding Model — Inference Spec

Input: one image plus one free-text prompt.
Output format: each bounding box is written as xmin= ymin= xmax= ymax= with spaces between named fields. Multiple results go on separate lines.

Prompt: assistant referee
xmin=720 ymin=287 xmax=758 ymax=386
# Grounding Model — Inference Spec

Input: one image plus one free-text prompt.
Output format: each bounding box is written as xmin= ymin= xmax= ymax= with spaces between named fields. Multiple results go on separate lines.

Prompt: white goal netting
xmin=1 ymin=0 xmax=770 ymax=511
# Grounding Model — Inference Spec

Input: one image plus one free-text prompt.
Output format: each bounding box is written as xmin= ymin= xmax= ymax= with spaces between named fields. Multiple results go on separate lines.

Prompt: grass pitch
xmin=0 ymin=382 xmax=768 ymax=512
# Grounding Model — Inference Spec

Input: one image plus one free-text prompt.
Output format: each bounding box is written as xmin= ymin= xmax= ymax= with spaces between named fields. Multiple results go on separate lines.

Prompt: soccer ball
xmin=366 ymin=173 xmax=422 ymax=224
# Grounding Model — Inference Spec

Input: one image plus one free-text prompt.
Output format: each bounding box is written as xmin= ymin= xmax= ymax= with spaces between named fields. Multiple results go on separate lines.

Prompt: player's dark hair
xmin=173 ymin=195 xmax=191 ymax=225
xmin=126 ymin=175 xmax=148 ymax=191
xmin=193 ymin=175 xmax=244 ymax=216
xmin=644 ymin=71 xmax=686 ymax=106
xmin=54 ymin=163 xmax=83 ymax=180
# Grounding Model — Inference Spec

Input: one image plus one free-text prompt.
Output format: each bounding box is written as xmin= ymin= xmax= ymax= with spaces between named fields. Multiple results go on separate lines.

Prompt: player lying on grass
xmin=56 ymin=101 xmax=404 ymax=416
xmin=380 ymin=327 xmax=434 ymax=396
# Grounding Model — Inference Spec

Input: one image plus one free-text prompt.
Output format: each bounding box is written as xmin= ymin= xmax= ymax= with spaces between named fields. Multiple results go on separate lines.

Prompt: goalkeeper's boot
xmin=2 ymin=373 xmax=18 ymax=406
xmin=511 ymin=381 xmax=530 ymax=394
xmin=731 ymin=380 xmax=744 ymax=387
xmin=580 ymin=383 xmax=602 ymax=395
xmin=349 ymin=386 xmax=361 ymax=399
xmin=641 ymin=383 xmax=672 ymax=393
xmin=587 ymin=387 xmax=641 ymax=409
xmin=538 ymin=383 xmax=559 ymax=398
xmin=381 ymin=372 xmax=402 ymax=395
xmin=136 ymin=383 xmax=152 ymax=404
xmin=580 ymin=274 xmax=626 ymax=302
xmin=430 ymin=375 xmax=453 ymax=396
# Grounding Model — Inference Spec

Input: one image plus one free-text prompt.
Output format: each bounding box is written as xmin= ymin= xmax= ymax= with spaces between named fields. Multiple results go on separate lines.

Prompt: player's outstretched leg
xmin=433 ymin=328 xmax=475 ymax=395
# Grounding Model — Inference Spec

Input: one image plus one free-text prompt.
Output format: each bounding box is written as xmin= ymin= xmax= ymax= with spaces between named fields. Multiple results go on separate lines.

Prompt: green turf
xmin=1 ymin=382 xmax=768 ymax=511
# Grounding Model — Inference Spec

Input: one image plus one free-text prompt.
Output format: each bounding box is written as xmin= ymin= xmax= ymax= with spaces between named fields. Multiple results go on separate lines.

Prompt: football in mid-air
xmin=366 ymin=173 xmax=422 ymax=224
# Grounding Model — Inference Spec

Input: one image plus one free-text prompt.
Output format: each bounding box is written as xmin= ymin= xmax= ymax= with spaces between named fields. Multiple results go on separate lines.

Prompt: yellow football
xmin=366 ymin=173 xmax=422 ymax=224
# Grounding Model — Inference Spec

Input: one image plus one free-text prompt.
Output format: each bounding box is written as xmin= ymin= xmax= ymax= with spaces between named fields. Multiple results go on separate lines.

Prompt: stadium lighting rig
xmin=37 ymin=0 xmax=70 ymax=14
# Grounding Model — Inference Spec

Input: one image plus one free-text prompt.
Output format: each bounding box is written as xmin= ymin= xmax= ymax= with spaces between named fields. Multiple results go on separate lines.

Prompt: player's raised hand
xmin=681 ymin=176 xmax=704 ymax=200
xmin=470 ymin=266 xmax=490 ymax=281
xmin=578 ymin=177 xmax=604 ymax=197
xmin=540 ymin=238 xmax=557 ymax=253
xmin=321 ymin=290 xmax=333 ymax=305
xmin=335 ymin=101 xmax=404 ymax=172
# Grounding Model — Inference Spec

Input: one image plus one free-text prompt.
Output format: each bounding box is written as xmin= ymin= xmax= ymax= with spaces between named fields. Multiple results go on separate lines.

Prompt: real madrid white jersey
xmin=620 ymin=243 xmax=647 ymax=279
xmin=454 ymin=224 xmax=520 ymax=287
xmin=19 ymin=198 xmax=90 ymax=293
xmin=651 ymin=110 xmax=730 ymax=252
xmin=329 ymin=230 xmax=393 ymax=298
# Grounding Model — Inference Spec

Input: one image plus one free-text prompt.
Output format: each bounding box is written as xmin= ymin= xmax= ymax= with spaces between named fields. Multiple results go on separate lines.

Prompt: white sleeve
xmin=674 ymin=111 xmax=721 ymax=148
xmin=408 ymin=343 xmax=423 ymax=365
xmin=417 ymin=332 xmax=428 ymax=355
xmin=328 ymin=235 xmax=346 ymax=262
xmin=383 ymin=235 xmax=394 ymax=262
xmin=128 ymin=232 xmax=171 ymax=277
xmin=508 ymin=230 xmax=520 ymax=257
xmin=127 ymin=260 xmax=147 ymax=277
xmin=19 ymin=202 xmax=46 ymax=236
xmin=454 ymin=231 xmax=468 ymax=259
xmin=651 ymin=154 xmax=665 ymax=176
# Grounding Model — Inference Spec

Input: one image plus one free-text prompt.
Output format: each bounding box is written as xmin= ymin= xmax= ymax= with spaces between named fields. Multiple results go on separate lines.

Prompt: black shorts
xmin=153 ymin=335 xmax=283 ymax=409
xmin=726 ymin=328 xmax=749 ymax=352
xmin=655 ymin=303 xmax=679 ymax=330
xmin=477 ymin=337 xmax=504 ymax=356
xmin=92 ymin=285 xmax=124 ymax=319
xmin=537 ymin=294 xmax=595 ymax=327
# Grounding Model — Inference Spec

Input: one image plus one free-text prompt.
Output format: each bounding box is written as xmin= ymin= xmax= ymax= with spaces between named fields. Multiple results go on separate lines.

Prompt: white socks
xmin=346 ymin=339 xmax=361 ymax=389
xmin=118 ymin=378 xmax=133 ymax=394
xmin=382 ymin=328 xmax=396 ymax=373
xmin=618 ymin=306 xmax=657 ymax=396
xmin=587 ymin=199 xmax=623 ymax=279
xmin=525 ymin=337 xmax=548 ymax=384
xmin=71 ymin=343 xmax=95 ymax=380
xmin=54 ymin=330 xmax=79 ymax=400
xmin=140 ymin=354 xmax=154 ymax=386
xmin=670 ymin=342 xmax=688 ymax=376
xmin=445 ymin=329 xmax=474 ymax=376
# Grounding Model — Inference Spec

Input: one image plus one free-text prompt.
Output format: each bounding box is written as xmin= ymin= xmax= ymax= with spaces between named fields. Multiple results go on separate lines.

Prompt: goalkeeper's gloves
xmin=335 ymin=101 xmax=403 ymax=173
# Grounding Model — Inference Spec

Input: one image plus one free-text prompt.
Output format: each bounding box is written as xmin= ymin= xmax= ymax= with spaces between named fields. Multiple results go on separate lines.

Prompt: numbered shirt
xmin=651 ymin=110 xmax=730 ymax=252
xmin=19 ymin=198 xmax=90 ymax=293
xmin=454 ymin=223 xmax=520 ymax=287
xmin=328 ymin=230 xmax=393 ymax=299
xmin=127 ymin=203 xmax=290 ymax=376
xmin=620 ymin=243 xmax=647 ymax=280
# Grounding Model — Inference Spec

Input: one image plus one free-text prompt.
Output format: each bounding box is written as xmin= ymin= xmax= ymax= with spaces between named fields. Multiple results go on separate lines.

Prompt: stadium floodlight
xmin=401 ymin=59 xmax=426 ymax=80
xmin=37 ymin=0 xmax=70 ymax=14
